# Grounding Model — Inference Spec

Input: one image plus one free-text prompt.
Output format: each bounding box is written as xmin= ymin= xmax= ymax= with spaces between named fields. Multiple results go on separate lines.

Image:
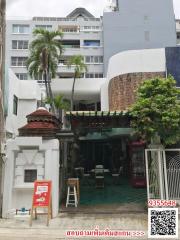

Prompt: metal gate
xmin=145 ymin=149 xmax=180 ymax=200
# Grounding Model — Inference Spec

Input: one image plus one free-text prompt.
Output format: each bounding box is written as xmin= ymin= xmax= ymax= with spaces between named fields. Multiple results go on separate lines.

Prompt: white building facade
xmin=5 ymin=69 xmax=41 ymax=137
xmin=103 ymin=0 xmax=176 ymax=73
xmin=6 ymin=8 xmax=103 ymax=81
xmin=3 ymin=136 xmax=59 ymax=218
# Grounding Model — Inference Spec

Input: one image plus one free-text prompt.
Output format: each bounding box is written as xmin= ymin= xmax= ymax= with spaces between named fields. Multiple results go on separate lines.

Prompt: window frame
xmin=13 ymin=95 xmax=18 ymax=115
xmin=24 ymin=169 xmax=37 ymax=183
xmin=11 ymin=57 xmax=28 ymax=67
xmin=12 ymin=40 xmax=29 ymax=50
xmin=12 ymin=24 xmax=30 ymax=34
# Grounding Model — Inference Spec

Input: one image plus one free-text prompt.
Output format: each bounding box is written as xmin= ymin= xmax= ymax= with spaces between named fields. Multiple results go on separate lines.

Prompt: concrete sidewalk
xmin=0 ymin=212 xmax=178 ymax=239
xmin=0 ymin=212 xmax=147 ymax=239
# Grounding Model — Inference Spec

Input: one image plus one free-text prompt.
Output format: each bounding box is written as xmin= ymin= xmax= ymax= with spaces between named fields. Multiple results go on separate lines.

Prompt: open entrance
xmin=78 ymin=139 xmax=147 ymax=209
xmin=59 ymin=111 xmax=147 ymax=212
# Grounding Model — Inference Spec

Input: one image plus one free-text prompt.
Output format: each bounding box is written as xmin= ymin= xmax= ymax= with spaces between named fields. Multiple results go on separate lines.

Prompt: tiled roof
xmin=18 ymin=107 xmax=61 ymax=137
xmin=27 ymin=108 xmax=54 ymax=117
xmin=20 ymin=122 xmax=58 ymax=130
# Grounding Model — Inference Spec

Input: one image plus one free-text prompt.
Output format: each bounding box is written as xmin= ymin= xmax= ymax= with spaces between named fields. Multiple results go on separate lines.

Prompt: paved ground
xmin=0 ymin=211 xmax=179 ymax=240
xmin=0 ymin=212 xmax=147 ymax=239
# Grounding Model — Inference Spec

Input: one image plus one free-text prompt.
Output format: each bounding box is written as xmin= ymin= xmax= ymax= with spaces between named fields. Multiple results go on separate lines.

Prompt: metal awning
xmin=65 ymin=111 xmax=130 ymax=130
xmin=65 ymin=111 xmax=128 ymax=117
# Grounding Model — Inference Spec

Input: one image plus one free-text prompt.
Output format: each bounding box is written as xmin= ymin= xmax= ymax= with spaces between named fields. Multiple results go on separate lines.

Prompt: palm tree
xmin=46 ymin=95 xmax=70 ymax=119
xmin=68 ymin=55 xmax=87 ymax=111
xmin=27 ymin=28 xmax=63 ymax=113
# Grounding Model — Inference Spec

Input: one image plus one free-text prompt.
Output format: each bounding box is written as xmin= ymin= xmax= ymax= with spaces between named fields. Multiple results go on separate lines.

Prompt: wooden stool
xmin=67 ymin=178 xmax=80 ymax=202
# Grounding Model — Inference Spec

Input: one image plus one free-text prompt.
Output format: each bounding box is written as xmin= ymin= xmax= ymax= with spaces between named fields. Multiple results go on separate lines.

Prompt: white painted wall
xmin=103 ymin=0 xmax=176 ymax=74
xmin=101 ymin=48 xmax=166 ymax=111
xmin=51 ymin=77 xmax=106 ymax=101
xmin=3 ymin=137 xmax=59 ymax=218
xmin=5 ymin=69 xmax=41 ymax=136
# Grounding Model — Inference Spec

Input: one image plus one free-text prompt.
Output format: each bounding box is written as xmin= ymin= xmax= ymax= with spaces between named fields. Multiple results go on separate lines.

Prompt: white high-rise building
xmin=5 ymin=3 xmax=178 ymax=110
xmin=6 ymin=8 xmax=104 ymax=81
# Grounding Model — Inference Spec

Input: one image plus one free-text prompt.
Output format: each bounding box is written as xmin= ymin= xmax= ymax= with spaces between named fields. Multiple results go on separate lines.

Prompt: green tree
xmin=27 ymin=29 xmax=63 ymax=113
xmin=68 ymin=55 xmax=87 ymax=111
xmin=129 ymin=76 xmax=180 ymax=146
xmin=46 ymin=95 xmax=70 ymax=119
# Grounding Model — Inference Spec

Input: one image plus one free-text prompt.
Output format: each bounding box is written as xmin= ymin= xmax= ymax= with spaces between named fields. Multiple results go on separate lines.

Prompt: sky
xmin=6 ymin=0 xmax=180 ymax=19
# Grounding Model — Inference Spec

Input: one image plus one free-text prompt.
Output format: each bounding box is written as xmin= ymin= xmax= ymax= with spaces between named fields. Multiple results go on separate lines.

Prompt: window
xmin=15 ymin=73 xmax=28 ymax=80
xmin=59 ymin=25 xmax=78 ymax=33
xmin=85 ymin=56 xmax=103 ymax=64
xmin=12 ymin=40 xmax=29 ymax=50
xmin=86 ymin=73 xmax=94 ymax=78
xmin=85 ymin=56 xmax=91 ymax=63
xmin=62 ymin=28 xmax=77 ymax=32
xmin=94 ymin=56 xmax=98 ymax=63
xmin=35 ymin=25 xmax=52 ymax=30
xmin=24 ymin=169 xmax=37 ymax=183
xmin=144 ymin=31 xmax=150 ymax=41
xmin=84 ymin=26 xmax=91 ymax=30
xmin=95 ymin=73 xmax=103 ymax=78
xmin=84 ymin=40 xmax=100 ymax=47
xmin=13 ymin=95 xmax=18 ymax=115
xmin=177 ymin=33 xmax=180 ymax=39
xmin=85 ymin=73 xmax=103 ymax=78
xmin=12 ymin=24 xmax=29 ymax=34
xmin=83 ymin=26 xmax=101 ymax=31
xmin=144 ymin=15 xmax=149 ymax=21
xmin=59 ymin=56 xmax=72 ymax=65
xmin=11 ymin=57 xmax=28 ymax=66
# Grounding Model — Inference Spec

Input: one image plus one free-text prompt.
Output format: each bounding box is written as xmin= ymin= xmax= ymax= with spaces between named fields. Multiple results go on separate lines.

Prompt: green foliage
xmin=68 ymin=55 xmax=87 ymax=78
xmin=68 ymin=55 xmax=87 ymax=110
xmin=46 ymin=95 xmax=70 ymax=111
xmin=129 ymin=76 xmax=180 ymax=146
xmin=27 ymin=28 xmax=63 ymax=79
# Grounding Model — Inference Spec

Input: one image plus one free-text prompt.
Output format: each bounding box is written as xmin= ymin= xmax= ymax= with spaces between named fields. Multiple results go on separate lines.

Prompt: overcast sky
xmin=6 ymin=0 xmax=180 ymax=19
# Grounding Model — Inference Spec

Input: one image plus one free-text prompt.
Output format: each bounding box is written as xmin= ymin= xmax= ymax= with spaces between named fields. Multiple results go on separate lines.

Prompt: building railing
xmin=33 ymin=17 xmax=101 ymax=22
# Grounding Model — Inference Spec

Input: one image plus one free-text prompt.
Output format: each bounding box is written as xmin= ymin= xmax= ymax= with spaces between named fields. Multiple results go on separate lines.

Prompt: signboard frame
xmin=30 ymin=180 xmax=52 ymax=226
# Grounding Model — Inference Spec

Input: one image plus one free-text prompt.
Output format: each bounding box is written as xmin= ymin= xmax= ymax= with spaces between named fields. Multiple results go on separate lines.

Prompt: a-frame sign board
xmin=30 ymin=180 xmax=52 ymax=226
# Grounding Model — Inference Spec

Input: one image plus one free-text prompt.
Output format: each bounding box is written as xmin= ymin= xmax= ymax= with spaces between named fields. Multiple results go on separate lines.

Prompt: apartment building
xmin=6 ymin=8 xmax=103 ymax=82
xmin=5 ymin=2 xmax=178 ymax=111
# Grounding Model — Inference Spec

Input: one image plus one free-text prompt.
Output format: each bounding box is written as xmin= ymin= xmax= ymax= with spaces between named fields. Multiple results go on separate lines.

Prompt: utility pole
xmin=0 ymin=0 xmax=6 ymax=218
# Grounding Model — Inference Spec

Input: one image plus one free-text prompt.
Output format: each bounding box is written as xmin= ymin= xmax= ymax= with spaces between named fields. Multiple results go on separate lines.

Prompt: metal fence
xmin=145 ymin=149 xmax=180 ymax=200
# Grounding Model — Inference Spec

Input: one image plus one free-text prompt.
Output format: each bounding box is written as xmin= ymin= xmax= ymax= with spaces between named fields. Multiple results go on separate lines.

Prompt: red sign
xmin=33 ymin=181 xmax=51 ymax=207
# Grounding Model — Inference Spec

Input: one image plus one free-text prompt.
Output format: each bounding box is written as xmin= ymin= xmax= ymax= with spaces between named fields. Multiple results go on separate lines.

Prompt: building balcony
xmin=63 ymin=47 xmax=81 ymax=55
xmin=57 ymin=64 xmax=76 ymax=73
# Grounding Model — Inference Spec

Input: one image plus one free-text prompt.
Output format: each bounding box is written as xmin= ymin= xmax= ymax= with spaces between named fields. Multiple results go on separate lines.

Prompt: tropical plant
xmin=46 ymin=95 xmax=70 ymax=119
xmin=129 ymin=76 xmax=180 ymax=146
xmin=68 ymin=55 xmax=87 ymax=110
xmin=27 ymin=28 xmax=63 ymax=113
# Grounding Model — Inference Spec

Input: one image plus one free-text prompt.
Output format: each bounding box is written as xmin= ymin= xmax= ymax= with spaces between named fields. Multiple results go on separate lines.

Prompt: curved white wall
xmin=52 ymin=77 xmax=106 ymax=101
xmin=101 ymin=48 xmax=166 ymax=111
